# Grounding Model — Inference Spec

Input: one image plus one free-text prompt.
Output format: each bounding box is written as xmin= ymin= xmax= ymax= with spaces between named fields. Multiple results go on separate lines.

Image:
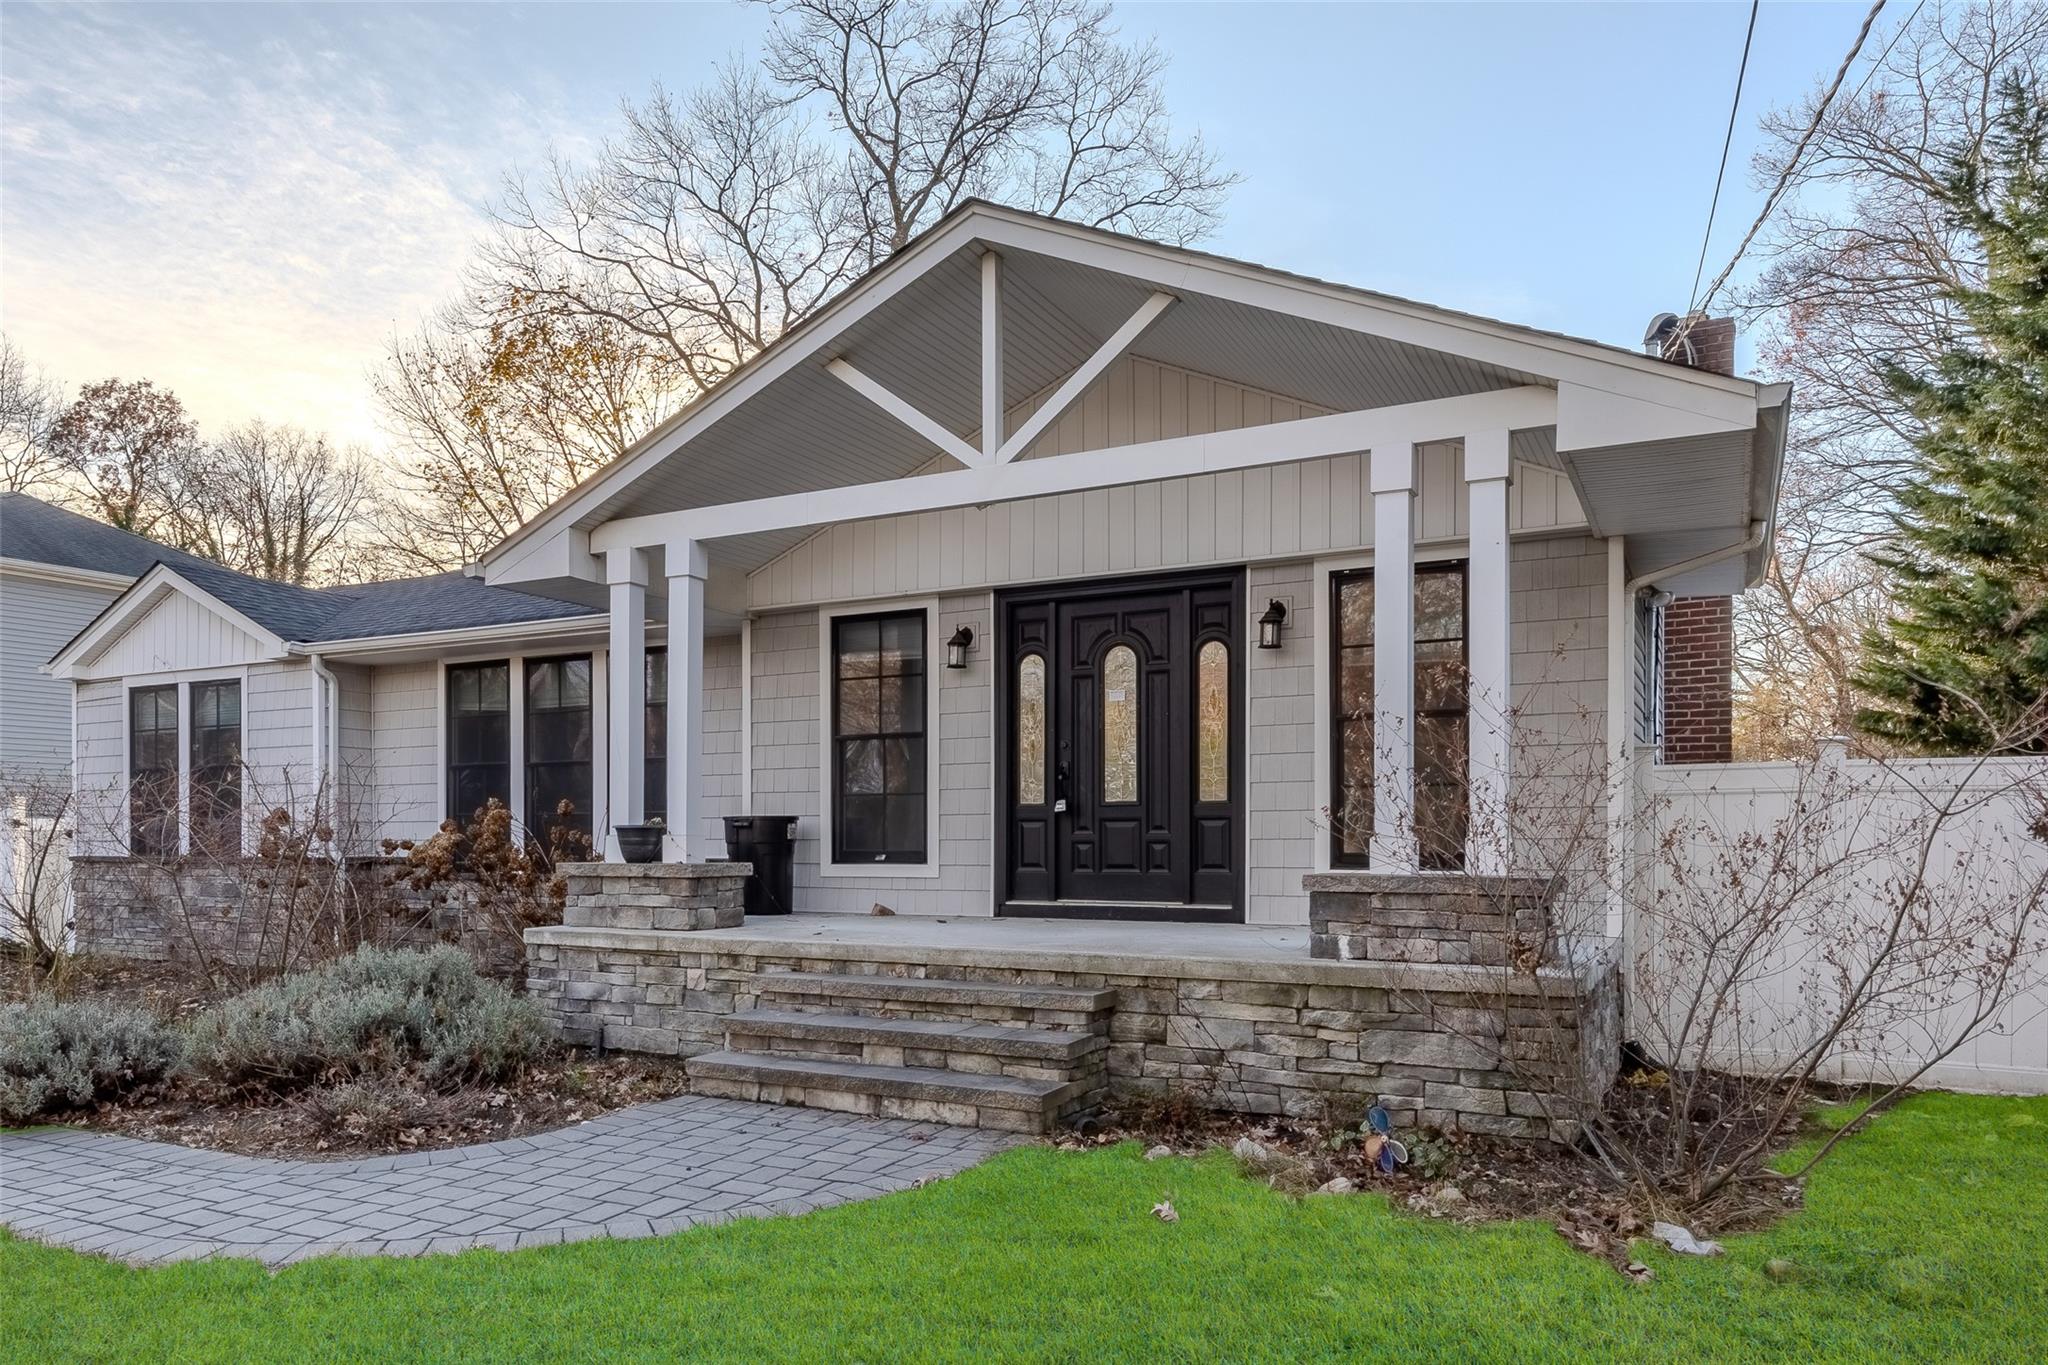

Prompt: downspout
xmin=308 ymin=652 xmax=341 ymax=855
xmin=1604 ymin=518 xmax=1769 ymax=938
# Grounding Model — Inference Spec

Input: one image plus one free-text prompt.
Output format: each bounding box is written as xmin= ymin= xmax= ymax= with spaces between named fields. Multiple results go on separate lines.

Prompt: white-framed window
xmin=817 ymin=598 xmax=942 ymax=878
xmin=124 ymin=672 xmax=245 ymax=857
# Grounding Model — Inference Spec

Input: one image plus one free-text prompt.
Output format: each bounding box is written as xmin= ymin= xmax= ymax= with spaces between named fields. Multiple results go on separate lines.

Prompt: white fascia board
xmin=286 ymin=613 xmax=612 ymax=661
xmin=480 ymin=213 xmax=992 ymax=580
xmin=1554 ymin=380 xmax=1755 ymax=453
xmin=44 ymin=564 xmax=294 ymax=678
xmin=0 ymin=557 xmax=136 ymax=592
xmin=593 ymin=385 xmax=1557 ymax=550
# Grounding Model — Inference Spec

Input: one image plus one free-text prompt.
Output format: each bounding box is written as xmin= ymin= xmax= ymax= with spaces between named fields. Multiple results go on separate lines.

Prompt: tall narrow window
xmin=1017 ymin=653 xmax=1047 ymax=805
xmin=833 ymin=611 xmax=926 ymax=863
xmin=1101 ymin=645 xmax=1139 ymax=804
xmin=644 ymin=648 xmax=668 ymax=823
xmin=1329 ymin=562 xmax=1471 ymax=869
xmin=447 ymin=661 xmax=510 ymax=825
xmin=129 ymin=685 xmax=179 ymax=857
xmin=1197 ymin=640 xmax=1229 ymax=803
xmin=525 ymin=655 xmax=594 ymax=853
xmin=189 ymin=680 xmax=242 ymax=855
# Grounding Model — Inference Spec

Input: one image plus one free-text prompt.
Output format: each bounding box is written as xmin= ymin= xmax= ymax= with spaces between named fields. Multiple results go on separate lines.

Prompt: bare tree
xmin=0 ymin=335 xmax=67 ymax=496
xmin=1732 ymin=0 xmax=2048 ymax=755
xmin=172 ymin=421 xmax=374 ymax=586
xmin=369 ymin=294 xmax=686 ymax=572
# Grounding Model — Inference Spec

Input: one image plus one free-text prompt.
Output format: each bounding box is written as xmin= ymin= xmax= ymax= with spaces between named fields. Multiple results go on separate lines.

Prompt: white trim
xmin=0 ymin=557 xmax=134 ymax=591
xmin=482 ymin=200 xmax=1770 ymax=578
xmin=1308 ymin=544 xmax=1470 ymax=875
xmin=826 ymin=359 xmax=987 ymax=470
xmin=980 ymin=249 xmax=1005 ymax=461
xmin=593 ymin=386 xmax=1558 ymax=552
xmin=995 ymin=291 xmax=1175 ymax=462
xmin=739 ymin=618 xmax=755 ymax=809
xmin=815 ymin=596 xmax=944 ymax=880
xmin=47 ymin=563 xmax=292 ymax=678
xmin=1603 ymin=536 xmax=1630 ymax=939
xmin=118 ymin=669 xmax=248 ymax=858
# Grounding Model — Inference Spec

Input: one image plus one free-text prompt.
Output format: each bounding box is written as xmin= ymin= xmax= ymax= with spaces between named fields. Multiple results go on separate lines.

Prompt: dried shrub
xmin=185 ymin=944 xmax=553 ymax=1094
xmin=0 ymin=998 xmax=186 ymax=1124
xmin=383 ymin=799 xmax=589 ymax=963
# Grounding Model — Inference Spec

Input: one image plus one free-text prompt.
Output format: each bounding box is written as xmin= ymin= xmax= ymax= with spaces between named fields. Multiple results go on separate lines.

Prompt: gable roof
xmin=0 ymin=491 xmax=218 ymax=580
xmin=480 ymin=198 xmax=1779 ymax=590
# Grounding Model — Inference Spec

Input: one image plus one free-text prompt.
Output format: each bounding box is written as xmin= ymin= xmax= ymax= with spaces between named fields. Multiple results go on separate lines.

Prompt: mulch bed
xmin=1063 ymin=1076 xmax=1815 ymax=1272
xmin=4 ymin=952 xmax=692 ymax=1161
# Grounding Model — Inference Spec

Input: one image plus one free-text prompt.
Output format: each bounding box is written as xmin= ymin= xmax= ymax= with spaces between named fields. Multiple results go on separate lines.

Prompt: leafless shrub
xmin=383 ymin=798 xmax=592 ymax=967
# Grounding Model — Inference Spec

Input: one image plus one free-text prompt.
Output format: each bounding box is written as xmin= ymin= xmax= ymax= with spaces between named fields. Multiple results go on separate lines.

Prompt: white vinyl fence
xmin=1631 ymin=746 xmax=2048 ymax=1095
xmin=0 ymin=794 xmax=72 ymax=951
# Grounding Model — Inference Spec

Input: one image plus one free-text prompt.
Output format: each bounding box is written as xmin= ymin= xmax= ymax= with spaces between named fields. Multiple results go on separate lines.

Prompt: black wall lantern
xmin=946 ymin=624 xmax=975 ymax=669
xmin=1257 ymin=599 xmax=1288 ymax=650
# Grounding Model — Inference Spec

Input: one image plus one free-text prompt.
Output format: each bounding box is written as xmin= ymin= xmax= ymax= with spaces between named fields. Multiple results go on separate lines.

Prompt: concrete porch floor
xmin=688 ymin=912 xmax=1308 ymax=964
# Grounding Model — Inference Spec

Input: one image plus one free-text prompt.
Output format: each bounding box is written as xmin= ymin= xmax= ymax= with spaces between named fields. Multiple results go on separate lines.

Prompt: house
xmin=0 ymin=493 xmax=239 ymax=942
xmin=51 ymin=202 xmax=1790 ymax=1133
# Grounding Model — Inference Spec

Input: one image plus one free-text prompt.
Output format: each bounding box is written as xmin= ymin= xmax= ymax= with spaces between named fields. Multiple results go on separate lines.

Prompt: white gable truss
xmin=45 ymin=564 xmax=290 ymax=682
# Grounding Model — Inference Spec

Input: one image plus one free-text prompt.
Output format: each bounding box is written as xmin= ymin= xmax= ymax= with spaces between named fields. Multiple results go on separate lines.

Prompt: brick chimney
xmin=1650 ymin=312 xmax=1739 ymax=761
xmin=1660 ymin=312 xmax=1736 ymax=377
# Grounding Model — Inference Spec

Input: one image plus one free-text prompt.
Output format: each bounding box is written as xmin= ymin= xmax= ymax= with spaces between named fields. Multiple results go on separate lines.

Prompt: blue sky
xmin=0 ymin=2 xmax=1868 ymax=450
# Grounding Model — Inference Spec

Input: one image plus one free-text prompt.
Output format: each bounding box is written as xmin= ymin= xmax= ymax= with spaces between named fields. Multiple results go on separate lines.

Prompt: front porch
xmin=527 ymin=868 xmax=1619 ymax=1139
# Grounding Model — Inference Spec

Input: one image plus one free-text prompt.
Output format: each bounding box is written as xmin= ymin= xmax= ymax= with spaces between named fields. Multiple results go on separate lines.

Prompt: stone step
xmin=753 ymin=970 xmax=1117 ymax=1019
xmin=686 ymin=1050 xmax=1096 ymax=1134
xmin=728 ymin=1009 xmax=1106 ymax=1064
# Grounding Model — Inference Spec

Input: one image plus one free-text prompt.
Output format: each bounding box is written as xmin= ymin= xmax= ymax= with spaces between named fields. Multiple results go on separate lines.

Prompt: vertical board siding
xmin=0 ymin=573 xmax=121 ymax=787
xmin=751 ymin=594 xmax=991 ymax=915
xmin=750 ymin=354 xmax=1583 ymax=610
xmin=81 ymin=588 xmax=265 ymax=677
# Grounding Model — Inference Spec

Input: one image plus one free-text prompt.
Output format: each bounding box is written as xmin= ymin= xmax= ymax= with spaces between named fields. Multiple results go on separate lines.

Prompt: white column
xmin=1464 ymin=430 xmax=1513 ymax=877
xmin=604 ymin=547 xmax=649 ymax=860
xmin=981 ymin=249 xmax=1004 ymax=459
xmin=1603 ymin=535 xmax=1631 ymax=937
xmin=664 ymin=537 xmax=709 ymax=862
xmin=1370 ymin=442 xmax=1418 ymax=872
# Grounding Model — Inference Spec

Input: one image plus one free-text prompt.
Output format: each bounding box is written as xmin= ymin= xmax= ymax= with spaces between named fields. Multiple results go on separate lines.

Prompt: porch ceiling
xmin=575 ymin=238 xmax=1546 ymax=552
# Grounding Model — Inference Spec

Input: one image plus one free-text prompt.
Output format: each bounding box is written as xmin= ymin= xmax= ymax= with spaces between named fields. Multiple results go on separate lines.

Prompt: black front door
xmin=999 ymin=571 xmax=1244 ymax=921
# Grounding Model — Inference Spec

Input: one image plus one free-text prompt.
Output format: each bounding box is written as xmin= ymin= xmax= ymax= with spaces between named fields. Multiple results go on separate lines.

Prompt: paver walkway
xmin=0 ymin=1094 xmax=1016 ymax=1267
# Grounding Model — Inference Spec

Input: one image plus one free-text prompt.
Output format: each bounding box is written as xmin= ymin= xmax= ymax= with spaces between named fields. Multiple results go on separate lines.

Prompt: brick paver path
xmin=0 ymin=1095 xmax=1015 ymax=1267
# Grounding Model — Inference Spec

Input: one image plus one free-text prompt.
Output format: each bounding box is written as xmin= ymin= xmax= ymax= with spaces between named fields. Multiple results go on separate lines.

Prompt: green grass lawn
xmin=6 ymin=1091 xmax=2044 ymax=1363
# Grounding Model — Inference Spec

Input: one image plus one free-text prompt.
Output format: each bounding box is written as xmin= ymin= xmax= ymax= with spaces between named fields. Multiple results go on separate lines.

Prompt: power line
xmin=1847 ymin=0 xmax=1927 ymax=109
xmin=1687 ymin=1 xmax=1763 ymax=317
xmin=1679 ymin=0 xmax=1889 ymax=344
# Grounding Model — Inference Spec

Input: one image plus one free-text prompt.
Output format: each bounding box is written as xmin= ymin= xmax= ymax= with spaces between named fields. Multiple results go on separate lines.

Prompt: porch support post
xmin=603 ymin=547 xmax=649 ymax=861
xmin=1464 ymin=430 xmax=1513 ymax=877
xmin=1370 ymin=442 xmax=1418 ymax=872
xmin=664 ymin=537 xmax=709 ymax=862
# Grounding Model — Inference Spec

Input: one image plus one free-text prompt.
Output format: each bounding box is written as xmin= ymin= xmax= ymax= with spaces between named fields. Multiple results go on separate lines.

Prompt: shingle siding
xmin=1248 ymin=562 xmax=1315 ymax=924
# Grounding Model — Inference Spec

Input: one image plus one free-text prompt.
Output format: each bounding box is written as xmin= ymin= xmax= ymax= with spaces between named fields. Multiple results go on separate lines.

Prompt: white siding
xmin=0 ymin=571 xmax=121 ymax=787
xmin=363 ymin=662 xmax=440 ymax=845
xmin=243 ymin=659 xmax=317 ymax=812
xmin=80 ymin=586 xmax=267 ymax=677
xmin=751 ymin=595 xmax=992 ymax=914
xmin=72 ymin=680 xmax=126 ymax=856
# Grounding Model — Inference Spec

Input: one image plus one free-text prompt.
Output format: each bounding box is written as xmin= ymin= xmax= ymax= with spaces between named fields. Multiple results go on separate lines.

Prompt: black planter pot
xmin=614 ymin=824 xmax=664 ymax=864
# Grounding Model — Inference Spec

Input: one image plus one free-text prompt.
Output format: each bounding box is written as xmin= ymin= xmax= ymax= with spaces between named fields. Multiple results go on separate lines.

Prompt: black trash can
xmin=722 ymin=815 xmax=797 ymax=916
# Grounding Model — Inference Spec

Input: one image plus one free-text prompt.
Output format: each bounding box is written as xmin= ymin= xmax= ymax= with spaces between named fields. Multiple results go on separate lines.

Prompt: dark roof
xmin=6 ymin=493 xmax=600 ymax=653
xmin=0 ymin=491 xmax=217 ymax=579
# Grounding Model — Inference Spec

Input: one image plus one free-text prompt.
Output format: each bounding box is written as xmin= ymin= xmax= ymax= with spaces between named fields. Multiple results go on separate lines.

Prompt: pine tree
xmin=1855 ymin=75 xmax=2048 ymax=754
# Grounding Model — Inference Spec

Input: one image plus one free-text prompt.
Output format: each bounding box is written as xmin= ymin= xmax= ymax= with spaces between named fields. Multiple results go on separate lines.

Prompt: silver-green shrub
xmin=0 ymin=998 xmax=186 ymax=1125
xmin=186 ymin=944 xmax=552 ymax=1091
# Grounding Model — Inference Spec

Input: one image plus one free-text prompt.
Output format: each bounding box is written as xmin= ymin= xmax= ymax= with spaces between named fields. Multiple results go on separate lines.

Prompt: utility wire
xmin=1687 ymin=1 xmax=1763 ymax=317
xmin=1677 ymin=0 xmax=1889 ymax=347
xmin=1846 ymin=0 xmax=1926 ymax=109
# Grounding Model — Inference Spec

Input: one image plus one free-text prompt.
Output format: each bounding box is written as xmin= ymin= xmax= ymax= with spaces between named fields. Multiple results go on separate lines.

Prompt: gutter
xmin=308 ymin=652 xmax=340 ymax=814
xmin=1625 ymin=519 xmax=1770 ymax=598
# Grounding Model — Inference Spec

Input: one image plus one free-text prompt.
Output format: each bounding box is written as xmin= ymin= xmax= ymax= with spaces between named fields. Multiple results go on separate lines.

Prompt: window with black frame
xmin=1329 ymin=562 xmax=1470 ymax=870
xmin=832 ymin=611 xmax=926 ymax=864
xmin=129 ymin=684 xmax=179 ymax=857
xmin=189 ymin=680 xmax=242 ymax=855
xmin=525 ymin=655 xmax=593 ymax=851
xmin=447 ymin=661 xmax=510 ymax=825
xmin=644 ymin=648 xmax=667 ymax=822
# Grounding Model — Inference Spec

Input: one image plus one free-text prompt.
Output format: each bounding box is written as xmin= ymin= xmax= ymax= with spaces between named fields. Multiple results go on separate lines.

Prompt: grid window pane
xmin=832 ymin=611 xmax=926 ymax=863
xmin=129 ymin=684 xmax=179 ymax=857
xmin=1329 ymin=564 xmax=1469 ymax=868
xmin=447 ymin=661 xmax=510 ymax=824
xmin=525 ymin=656 xmax=593 ymax=851
xmin=189 ymin=680 xmax=242 ymax=855
xmin=645 ymin=648 xmax=668 ymax=820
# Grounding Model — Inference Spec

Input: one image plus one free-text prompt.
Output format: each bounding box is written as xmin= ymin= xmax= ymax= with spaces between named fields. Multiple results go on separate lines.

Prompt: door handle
xmin=1054 ymin=756 xmax=1071 ymax=813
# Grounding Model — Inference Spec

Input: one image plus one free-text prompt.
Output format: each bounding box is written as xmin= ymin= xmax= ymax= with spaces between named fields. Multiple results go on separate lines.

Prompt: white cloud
xmin=0 ymin=4 xmax=575 ymax=452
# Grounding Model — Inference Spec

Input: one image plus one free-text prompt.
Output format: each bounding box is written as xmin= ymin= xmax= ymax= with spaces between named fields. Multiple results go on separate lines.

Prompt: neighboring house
xmin=51 ymin=201 xmax=1787 ymax=932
